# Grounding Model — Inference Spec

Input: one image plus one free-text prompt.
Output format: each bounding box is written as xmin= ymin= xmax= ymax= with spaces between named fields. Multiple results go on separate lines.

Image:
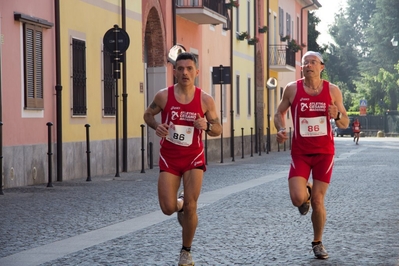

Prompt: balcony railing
xmin=175 ymin=0 xmax=228 ymax=25
xmin=269 ymin=45 xmax=296 ymax=72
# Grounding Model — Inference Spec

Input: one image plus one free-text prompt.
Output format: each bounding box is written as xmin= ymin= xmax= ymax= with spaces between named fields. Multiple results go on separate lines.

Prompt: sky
xmin=313 ymin=0 xmax=347 ymax=45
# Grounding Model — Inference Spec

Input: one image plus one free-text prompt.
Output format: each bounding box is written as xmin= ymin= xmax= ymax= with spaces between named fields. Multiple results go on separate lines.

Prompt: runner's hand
xmin=156 ymin=123 xmax=169 ymax=138
xmin=276 ymin=129 xmax=288 ymax=144
xmin=328 ymin=101 xmax=338 ymax=119
xmin=194 ymin=113 xmax=207 ymax=130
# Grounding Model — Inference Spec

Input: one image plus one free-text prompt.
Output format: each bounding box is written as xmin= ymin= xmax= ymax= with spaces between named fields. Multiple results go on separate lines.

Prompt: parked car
xmin=330 ymin=118 xmax=354 ymax=137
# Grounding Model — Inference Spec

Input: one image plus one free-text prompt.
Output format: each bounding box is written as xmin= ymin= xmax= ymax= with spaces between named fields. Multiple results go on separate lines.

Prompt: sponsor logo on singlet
xmin=171 ymin=111 xmax=179 ymax=120
xmin=309 ymin=102 xmax=326 ymax=112
xmin=170 ymin=108 xmax=197 ymax=122
xmin=300 ymin=101 xmax=326 ymax=112
xmin=301 ymin=102 xmax=308 ymax=112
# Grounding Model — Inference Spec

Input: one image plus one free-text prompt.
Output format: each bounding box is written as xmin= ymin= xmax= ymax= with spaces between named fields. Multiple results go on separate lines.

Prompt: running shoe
xmin=298 ymin=184 xmax=312 ymax=215
xmin=178 ymin=249 xmax=195 ymax=266
xmin=312 ymin=241 xmax=329 ymax=259
xmin=177 ymin=190 xmax=184 ymax=227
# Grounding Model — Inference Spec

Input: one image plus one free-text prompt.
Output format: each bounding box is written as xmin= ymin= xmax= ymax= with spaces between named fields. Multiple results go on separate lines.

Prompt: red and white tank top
xmin=160 ymin=85 xmax=204 ymax=149
xmin=291 ymin=79 xmax=334 ymax=155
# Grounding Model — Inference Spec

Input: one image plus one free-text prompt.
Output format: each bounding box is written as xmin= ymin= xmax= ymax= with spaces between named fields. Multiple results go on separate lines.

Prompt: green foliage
xmin=347 ymin=111 xmax=360 ymax=116
xmin=308 ymin=12 xmax=327 ymax=53
xmin=287 ymin=39 xmax=302 ymax=52
xmin=364 ymin=0 xmax=399 ymax=74
xmin=314 ymin=0 xmax=399 ymax=115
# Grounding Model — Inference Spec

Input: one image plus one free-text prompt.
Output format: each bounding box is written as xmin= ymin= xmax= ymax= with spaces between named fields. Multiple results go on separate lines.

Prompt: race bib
xmin=299 ymin=116 xmax=328 ymax=137
xmin=354 ymin=126 xmax=360 ymax=130
xmin=166 ymin=122 xmax=194 ymax=147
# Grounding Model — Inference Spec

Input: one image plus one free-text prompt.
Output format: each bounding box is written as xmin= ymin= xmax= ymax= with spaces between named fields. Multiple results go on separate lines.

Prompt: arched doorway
xmin=143 ymin=6 xmax=166 ymax=167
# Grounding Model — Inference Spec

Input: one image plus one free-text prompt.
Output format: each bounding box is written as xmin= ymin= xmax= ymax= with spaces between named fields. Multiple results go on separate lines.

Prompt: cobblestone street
xmin=1 ymin=137 xmax=399 ymax=265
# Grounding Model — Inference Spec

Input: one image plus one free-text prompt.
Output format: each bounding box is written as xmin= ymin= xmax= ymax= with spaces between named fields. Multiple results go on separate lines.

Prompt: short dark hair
xmin=175 ymin=52 xmax=197 ymax=65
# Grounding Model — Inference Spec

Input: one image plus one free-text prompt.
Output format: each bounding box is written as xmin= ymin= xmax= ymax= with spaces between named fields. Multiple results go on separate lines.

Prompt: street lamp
xmin=266 ymin=77 xmax=277 ymax=153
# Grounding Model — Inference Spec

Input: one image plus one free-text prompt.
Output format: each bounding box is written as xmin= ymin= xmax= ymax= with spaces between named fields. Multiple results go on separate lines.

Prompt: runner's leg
xmin=181 ymin=169 xmax=203 ymax=248
xmin=311 ymin=180 xmax=329 ymax=242
xmin=158 ymin=171 xmax=182 ymax=215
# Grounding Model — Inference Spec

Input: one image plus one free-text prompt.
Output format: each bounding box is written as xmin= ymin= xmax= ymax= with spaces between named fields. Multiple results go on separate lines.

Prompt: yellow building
xmin=59 ymin=0 xmax=144 ymax=180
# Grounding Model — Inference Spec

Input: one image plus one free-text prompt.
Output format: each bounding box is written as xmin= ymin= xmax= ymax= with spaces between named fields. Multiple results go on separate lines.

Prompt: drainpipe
xmin=229 ymin=4 xmax=234 ymax=160
xmin=253 ymin=0 xmax=258 ymax=153
xmin=266 ymin=0 xmax=270 ymax=151
xmin=0 ymin=16 xmax=3 ymax=194
xmin=122 ymin=0 xmax=128 ymax=172
xmin=300 ymin=0 xmax=315 ymax=71
xmin=55 ymin=0 xmax=63 ymax=182
xmin=172 ymin=0 xmax=176 ymax=45
xmin=172 ymin=0 xmax=177 ymax=86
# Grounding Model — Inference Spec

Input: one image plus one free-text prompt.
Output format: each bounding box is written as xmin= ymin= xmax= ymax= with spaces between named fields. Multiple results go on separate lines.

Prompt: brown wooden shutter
xmin=24 ymin=24 xmax=43 ymax=108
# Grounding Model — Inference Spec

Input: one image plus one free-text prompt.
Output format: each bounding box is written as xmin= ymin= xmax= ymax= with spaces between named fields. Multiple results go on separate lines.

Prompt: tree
xmin=364 ymin=0 xmax=399 ymax=74
xmin=345 ymin=0 xmax=376 ymax=57
xmin=324 ymin=10 xmax=360 ymax=92
xmin=307 ymin=11 xmax=327 ymax=53
xmin=317 ymin=0 xmax=399 ymax=113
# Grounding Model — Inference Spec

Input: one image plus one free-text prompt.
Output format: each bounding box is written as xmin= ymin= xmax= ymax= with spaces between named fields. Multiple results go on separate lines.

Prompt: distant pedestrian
xmin=143 ymin=52 xmax=222 ymax=266
xmin=274 ymin=51 xmax=350 ymax=259
xmin=352 ymin=118 xmax=361 ymax=144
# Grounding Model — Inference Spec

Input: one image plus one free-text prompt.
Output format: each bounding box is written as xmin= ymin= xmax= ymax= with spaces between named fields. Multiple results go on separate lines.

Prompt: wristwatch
xmin=335 ymin=111 xmax=342 ymax=121
xmin=205 ymin=122 xmax=212 ymax=132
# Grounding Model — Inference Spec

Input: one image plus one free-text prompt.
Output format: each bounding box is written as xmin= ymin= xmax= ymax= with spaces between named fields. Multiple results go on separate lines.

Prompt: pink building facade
xmin=0 ymin=0 xmax=56 ymax=188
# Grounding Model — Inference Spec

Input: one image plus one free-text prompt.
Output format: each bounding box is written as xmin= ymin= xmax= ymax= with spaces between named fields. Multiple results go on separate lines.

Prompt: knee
xmin=311 ymin=197 xmax=324 ymax=211
xmin=159 ymin=203 xmax=176 ymax=216
xmin=290 ymin=191 xmax=309 ymax=207
xmin=161 ymin=209 xmax=175 ymax=216
xmin=182 ymin=200 xmax=197 ymax=215
xmin=291 ymin=197 xmax=304 ymax=207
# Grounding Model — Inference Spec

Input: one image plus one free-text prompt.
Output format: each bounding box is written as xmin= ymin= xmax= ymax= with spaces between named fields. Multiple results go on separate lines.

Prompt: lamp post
xmin=266 ymin=77 xmax=277 ymax=152
xmin=391 ymin=36 xmax=398 ymax=47
xmin=103 ymin=25 xmax=130 ymax=177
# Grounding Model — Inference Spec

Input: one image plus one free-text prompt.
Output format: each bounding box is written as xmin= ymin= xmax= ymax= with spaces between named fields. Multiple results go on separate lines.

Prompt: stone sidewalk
xmin=1 ymin=137 xmax=399 ymax=265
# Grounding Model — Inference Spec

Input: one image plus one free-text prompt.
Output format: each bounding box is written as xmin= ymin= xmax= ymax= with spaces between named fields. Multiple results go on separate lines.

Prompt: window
xmin=72 ymin=38 xmax=87 ymax=115
xmin=236 ymin=75 xmax=240 ymax=115
xmin=103 ymin=50 xmax=115 ymax=116
xmin=273 ymin=13 xmax=277 ymax=45
xmin=236 ymin=6 xmax=240 ymax=32
xmin=297 ymin=16 xmax=300 ymax=43
xmin=210 ymin=67 xmax=215 ymax=99
xmin=15 ymin=12 xmax=53 ymax=110
xmin=279 ymin=7 xmax=284 ymax=37
xmin=193 ymin=54 xmax=199 ymax=86
xmin=24 ymin=24 xmax=43 ymax=108
xmin=247 ymin=77 xmax=251 ymax=116
xmin=286 ymin=12 xmax=291 ymax=37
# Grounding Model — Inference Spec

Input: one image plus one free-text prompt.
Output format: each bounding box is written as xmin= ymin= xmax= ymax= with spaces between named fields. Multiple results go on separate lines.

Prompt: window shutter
xmin=35 ymin=30 xmax=43 ymax=100
xmin=279 ymin=8 xmax=284 ymax=37
xmin=103 ymin=50 xmax=115 ymax=115
xmin=24 ymin=24 xmax=43 ymax=108
xmin=72 ymin=39 xmax=87 ymax=115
